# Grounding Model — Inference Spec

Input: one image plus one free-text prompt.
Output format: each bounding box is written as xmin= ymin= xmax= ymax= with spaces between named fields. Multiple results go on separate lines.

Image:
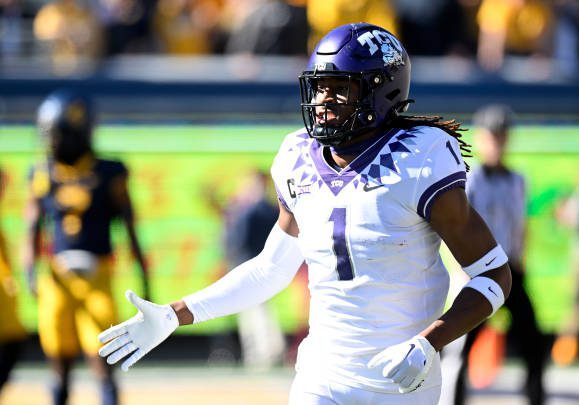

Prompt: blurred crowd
xmin=0 ymin=0 xmax=577 ymax=77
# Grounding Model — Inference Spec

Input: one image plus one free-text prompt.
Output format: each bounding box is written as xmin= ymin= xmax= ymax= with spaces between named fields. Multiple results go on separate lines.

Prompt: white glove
xmin=367 ymin=335 xmax=436 ymax=393
xmin=98 ymin=290 xmax=179 ymax=371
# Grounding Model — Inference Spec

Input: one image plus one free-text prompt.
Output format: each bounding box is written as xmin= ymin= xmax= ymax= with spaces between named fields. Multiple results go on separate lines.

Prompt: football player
xmin=25 ymin=90 xmax=150 ymax=405
xmin=99 ymin=23 xmax=511 ymax=404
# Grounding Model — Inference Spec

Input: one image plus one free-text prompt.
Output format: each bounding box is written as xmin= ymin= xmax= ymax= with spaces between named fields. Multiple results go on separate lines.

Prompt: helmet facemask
xmin=300 ymin=70 xmax=393 ymax=146
xmin=49 ymin=129 xmax=92 ymax=165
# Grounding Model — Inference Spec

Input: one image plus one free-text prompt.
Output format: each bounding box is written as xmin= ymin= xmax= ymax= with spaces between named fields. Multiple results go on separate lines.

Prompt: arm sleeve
xmin=183 ymin=223 xmax=304 ymax=323
xmin=413 ymin=136 xmax=467 ymax=221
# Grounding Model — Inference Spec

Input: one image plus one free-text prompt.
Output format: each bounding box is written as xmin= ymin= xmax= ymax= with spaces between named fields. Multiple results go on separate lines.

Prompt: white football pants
xmin=289 ymin=372 xmax=441 ymax=405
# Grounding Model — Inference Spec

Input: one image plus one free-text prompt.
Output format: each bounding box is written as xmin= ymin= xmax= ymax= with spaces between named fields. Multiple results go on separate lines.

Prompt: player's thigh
xmin=289 ymin=373 xmax=441 ymax=405
xmin=77 ymin=259 xmax=117 ymax=355
xmin=289 ymin=373 xmax=337 ymax=405
xmin=330 ymin=381 xmax=440 ymax=405
xmin=38 ymin=274 xmax=80 ymax=357
xmin=77 ymin=291 xmax=116 ymax=355
xmin=378 ymin=385 xmax=441 ymax=405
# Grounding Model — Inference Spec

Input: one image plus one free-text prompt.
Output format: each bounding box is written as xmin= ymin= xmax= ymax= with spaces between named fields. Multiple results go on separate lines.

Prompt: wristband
xmin=462 ymin=245 xmax=508 ymax=277
xmin=463 ymin=276 xmax=505 ymax=316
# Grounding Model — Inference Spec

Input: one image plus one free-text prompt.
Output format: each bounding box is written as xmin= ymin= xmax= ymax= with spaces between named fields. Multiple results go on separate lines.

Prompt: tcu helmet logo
xmin=357 ymin=30 xmax=405 ymax=68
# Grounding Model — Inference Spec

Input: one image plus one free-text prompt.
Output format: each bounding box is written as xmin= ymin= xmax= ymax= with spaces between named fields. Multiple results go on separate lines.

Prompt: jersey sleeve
xmin=412 ymin=134 xmax=467 ymax=221
xmin=270 ymin=129 xmax=310 ymax=214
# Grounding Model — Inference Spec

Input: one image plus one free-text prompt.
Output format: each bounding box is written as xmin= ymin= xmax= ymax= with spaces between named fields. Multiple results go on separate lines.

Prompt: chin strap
xmin=312 ymin=125 xmax=350 ymax=146
xmin=313 ymin=116 xmax=372 ymax=147
xmin=385 ymin=99 xmax=415 ymax=125
xmin=398 ymin=99 xmax=415 ymax=112
xmin=329 ymin=132 xmax=381 ymax=155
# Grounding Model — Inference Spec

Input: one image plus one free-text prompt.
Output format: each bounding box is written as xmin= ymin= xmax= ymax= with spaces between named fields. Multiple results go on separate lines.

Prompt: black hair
xmin=391 ymin=114 xmax=473 ymax=171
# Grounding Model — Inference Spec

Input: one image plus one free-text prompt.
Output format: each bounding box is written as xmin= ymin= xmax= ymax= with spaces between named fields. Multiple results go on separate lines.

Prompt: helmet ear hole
xmin=390 ymin=99 xmax=414 ymax=115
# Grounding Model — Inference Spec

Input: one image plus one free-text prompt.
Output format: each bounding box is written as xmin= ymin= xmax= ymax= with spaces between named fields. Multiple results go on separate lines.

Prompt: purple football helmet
xmin=299 ymin=23 xmax=411 ymax=146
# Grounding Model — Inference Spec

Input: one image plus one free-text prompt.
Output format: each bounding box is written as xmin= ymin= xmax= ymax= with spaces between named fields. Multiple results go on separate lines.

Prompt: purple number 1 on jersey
xmin=446 ymin=140 xmax=461 ymax=165
xmin=329 ymin=207 xmax=354 ymax=280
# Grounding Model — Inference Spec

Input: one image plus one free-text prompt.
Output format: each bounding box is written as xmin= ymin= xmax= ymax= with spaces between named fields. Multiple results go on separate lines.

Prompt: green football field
xmin=0 ymin=124 xmax=578 ymax=334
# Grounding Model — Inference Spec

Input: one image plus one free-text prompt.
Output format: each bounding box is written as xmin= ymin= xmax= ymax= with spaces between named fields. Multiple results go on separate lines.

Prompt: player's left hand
xmin=367 ymin=335 xmax=436 ymax=393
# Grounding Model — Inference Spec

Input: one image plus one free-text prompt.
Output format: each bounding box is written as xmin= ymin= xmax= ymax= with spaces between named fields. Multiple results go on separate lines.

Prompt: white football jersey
xmin=271 ymin=126 xmax=467 ymax=393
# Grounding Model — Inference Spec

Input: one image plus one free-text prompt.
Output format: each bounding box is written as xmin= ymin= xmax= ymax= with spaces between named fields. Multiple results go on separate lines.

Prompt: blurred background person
xmin=552 ymin=0 xmax=578 ymax=80
xmin=306 ymin=0 xmax=397 ymax=52
xmin=0 ymin=0 xmax=26 ymax=59
xmin=92 ymin=0 xmax=156 ymax=56
xmin=33 ymin=0 xmax=103 ymax=75
xmin=206 ymin=168 xmax=285 ymax=369
xmin=476 ymin=0 xmax=554 ymax=72
xmin=153 ymin=0 xmax=226 ymax=55
xmin=0 ymin=166 xmax=28 ymax=396
xmin=224 ymin=0 xmax=307 ymax=55
xmin=391 ymin=0 xmax=471 ymax=56
xmin=24 ymin=89 xmax=150 ymax=405
xmin=450 ymin=104 xmax=547 ymax=405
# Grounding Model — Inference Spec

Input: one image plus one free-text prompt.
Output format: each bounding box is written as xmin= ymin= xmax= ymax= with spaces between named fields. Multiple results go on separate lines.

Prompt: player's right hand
xmin=367 ymin=335 xmax=436 ymax=393
xmin=98 ymin=290 xmax=179 ymax=371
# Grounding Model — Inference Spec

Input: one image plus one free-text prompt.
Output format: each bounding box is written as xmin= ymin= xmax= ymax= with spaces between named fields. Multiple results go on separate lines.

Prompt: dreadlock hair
xmin=390 ymin=114 xmax=473 ymax=171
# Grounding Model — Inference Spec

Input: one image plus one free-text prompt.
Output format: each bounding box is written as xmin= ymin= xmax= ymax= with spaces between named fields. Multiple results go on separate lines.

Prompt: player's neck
xmin=327 ymin=130 xmax=381 ymax=169
xmin=324 ymin=147 xmax=350 ymax=170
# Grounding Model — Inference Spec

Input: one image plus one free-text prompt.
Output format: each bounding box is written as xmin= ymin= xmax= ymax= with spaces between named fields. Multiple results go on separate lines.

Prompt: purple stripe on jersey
xmin=348 ymin=129 xmax=401 ymax=173
xmin=380 ymin=153 xmax=396 ymax=173
xmin=395 ymin=132 xmax=417 ymax=141
xmin=417 ymin=171 xmax=466 ymax=221
xmin=310 ymin=129 xmax=400 ymax=196
xmin=293 ymin=154 xmax=307 ymax=171
xmin=389 ymin=141 xmax=411 ymax=153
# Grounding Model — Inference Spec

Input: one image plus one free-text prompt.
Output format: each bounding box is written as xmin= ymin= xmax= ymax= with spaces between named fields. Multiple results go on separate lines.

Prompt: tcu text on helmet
xmin=357 ymin=30 xmax=403 ymax=57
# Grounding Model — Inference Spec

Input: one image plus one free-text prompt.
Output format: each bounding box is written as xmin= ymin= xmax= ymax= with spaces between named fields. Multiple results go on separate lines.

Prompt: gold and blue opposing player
xmin=24 ymin=90 xmax=150 ymax=405
xmin=99 ymin=23 xmax=512 ymax=404
xmin=0 ymin=167 xmax=27 ymax=395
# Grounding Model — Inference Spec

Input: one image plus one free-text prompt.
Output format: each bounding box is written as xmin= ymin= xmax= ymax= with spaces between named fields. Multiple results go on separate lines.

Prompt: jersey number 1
xmin=446 ymin=140 xmax=460 ymax=165
xmin=329 ymin=208 xmax=354 ymax=281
